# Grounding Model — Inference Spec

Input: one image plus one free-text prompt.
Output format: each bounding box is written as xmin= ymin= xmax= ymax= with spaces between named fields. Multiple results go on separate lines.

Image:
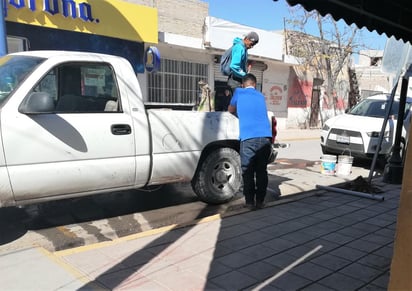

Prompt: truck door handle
xmin=111 ymin=124 xmax=132 ymax=135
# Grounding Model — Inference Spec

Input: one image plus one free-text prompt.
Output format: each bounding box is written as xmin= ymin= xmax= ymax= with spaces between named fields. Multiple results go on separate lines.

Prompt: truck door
xmin=1 ymin=62 xmax=137 ymax=201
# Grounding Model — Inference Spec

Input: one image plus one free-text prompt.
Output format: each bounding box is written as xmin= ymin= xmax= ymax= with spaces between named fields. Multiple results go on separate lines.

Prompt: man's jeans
xmin=227 ymin=75 xmax=242 ymax=93
xmin=240 ymin=137 xmax=272 ymax=205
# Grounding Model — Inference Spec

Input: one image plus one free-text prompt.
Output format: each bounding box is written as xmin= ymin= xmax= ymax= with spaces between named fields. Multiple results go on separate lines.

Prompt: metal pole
xmin=0 ymin=0 xmax=7 ymax=56
xmin=316 ymin=185 xmax=384 ymax=201
xmin=367 ymin=79 xmax=399 ymax=184
xmin=383 ymin=64 xmax=412 ymax=184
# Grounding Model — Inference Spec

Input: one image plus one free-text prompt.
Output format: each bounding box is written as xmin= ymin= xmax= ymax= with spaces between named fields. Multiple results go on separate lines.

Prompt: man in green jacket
xmin=227 ymin=31 xmax=259 ymax=92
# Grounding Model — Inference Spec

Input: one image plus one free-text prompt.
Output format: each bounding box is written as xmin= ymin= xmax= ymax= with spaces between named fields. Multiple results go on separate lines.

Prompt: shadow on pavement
xmin=0 ymin=183 xmax=198 ymax=246
xmin=77 ymin=207 xmax=216 ymax=290
xmin=0 ymin=207 xmax=28 ymax=244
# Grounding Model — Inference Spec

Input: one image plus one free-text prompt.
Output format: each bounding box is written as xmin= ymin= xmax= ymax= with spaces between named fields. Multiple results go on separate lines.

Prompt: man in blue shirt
xmin=228 ymin=73 xmax=272 ymax=210
xmin=227 ymin=31 xmax=259 ymax=93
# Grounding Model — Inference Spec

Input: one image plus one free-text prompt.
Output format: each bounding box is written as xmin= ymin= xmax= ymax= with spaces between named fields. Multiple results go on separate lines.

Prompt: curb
xmin=44 ymin=182 xmax=342 ymax=253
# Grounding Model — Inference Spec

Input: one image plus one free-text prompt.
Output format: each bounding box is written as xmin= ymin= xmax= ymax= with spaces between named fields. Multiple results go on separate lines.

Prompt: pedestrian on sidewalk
xmin=228 ymin=73 xmax=272 ymax=210
xmin=227 ymin=31 xmax=259 ymax=93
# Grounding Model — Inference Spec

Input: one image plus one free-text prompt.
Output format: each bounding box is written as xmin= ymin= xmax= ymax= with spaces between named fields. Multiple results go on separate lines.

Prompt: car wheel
xmin=192 ymin=147 xmax=242 ymax=204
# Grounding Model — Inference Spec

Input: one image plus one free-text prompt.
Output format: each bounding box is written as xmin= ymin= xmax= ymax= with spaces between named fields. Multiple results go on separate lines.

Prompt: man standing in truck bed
xmin=227 ymin=31 xmax=259 ymax=93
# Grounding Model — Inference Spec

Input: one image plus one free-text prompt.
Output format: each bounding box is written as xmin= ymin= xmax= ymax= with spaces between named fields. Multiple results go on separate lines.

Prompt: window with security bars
xmin=147 ymin=59 xmax=208 ymax=105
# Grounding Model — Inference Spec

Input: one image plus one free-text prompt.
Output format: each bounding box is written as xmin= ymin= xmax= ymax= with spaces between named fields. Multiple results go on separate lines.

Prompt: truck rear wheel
xmin=192 ymin=147 xmax=242 ymax=204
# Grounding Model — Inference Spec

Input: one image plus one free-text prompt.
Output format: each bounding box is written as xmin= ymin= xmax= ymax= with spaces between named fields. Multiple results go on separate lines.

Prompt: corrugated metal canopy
xmin=285 ymin=0 xmax=412 ymax=43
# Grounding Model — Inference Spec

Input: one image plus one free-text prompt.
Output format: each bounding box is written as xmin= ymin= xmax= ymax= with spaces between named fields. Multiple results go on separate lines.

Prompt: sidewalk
xmin=277 ymin=128 xmax=321 ymax=142
xmin=1 ymin=176 xmax=399 ymax=290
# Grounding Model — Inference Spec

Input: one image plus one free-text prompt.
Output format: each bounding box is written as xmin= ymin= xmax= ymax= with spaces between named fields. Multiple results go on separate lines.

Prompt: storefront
xmin=4 ymin=0 xmax=158 ymax=73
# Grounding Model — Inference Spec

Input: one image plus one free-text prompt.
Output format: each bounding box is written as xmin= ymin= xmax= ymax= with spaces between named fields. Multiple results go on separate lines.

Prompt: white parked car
xmin=320 ymin=94 xmax=412 ymax=161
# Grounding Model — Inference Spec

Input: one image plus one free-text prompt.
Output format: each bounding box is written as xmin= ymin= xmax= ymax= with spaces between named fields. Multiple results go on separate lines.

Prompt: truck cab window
xmin=34 ymin=70 xmax=58 ymax=102
xmin=33 ymin=62 xmax=120 ymax=113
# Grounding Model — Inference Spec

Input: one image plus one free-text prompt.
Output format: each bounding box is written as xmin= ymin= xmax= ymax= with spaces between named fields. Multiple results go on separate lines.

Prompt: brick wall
xmin=123 ymin=0 xmax=208 ymax=38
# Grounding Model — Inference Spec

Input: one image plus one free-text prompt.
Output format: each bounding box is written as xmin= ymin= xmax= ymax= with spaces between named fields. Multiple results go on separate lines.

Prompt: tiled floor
xmin=54 ymin=179 xmax=399 ymax=290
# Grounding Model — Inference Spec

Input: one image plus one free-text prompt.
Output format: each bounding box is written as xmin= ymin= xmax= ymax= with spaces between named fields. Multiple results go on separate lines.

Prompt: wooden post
xmin=388 ymin=120 xmax=412 ymax=290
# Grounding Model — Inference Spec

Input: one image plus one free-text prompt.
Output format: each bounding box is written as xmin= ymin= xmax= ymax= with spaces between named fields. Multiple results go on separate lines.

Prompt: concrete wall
xmin=262 ymin=64 xmax=290 ymax=130
xmin=124 ymin=0 xmax=207 ymax=38
xmin=358 ymin=50 xmax=383 ymax=66
xmin=356 ymin=50 xmax=392 ymax=96
xmin=357 ymin=67 xmax=391 ymax=94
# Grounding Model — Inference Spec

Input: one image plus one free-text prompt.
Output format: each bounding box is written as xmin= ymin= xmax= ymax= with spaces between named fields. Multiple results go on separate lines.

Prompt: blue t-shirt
xmin=230 ymin=87 xmax=271 ymax=141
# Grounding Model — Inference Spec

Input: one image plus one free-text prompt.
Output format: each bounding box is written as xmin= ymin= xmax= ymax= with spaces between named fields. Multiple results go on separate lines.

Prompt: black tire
xmin=320 ymin=145 xmax=333 ymax=155
xmin=192 ymin=147 xmax=242 ymax=204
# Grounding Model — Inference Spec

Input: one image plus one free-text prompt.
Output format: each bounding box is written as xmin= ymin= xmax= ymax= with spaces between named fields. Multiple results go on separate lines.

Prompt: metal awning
xmin=284 ymin=0 xmax=412 ymax=43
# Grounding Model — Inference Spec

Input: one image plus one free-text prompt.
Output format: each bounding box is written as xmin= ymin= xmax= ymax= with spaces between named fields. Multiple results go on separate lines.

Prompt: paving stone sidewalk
xmin=0 ymin=177 xmax=397 ymax=290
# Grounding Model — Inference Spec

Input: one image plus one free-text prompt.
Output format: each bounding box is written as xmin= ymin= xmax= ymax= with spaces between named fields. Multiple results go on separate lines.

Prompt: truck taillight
xmin=271 ymin=116 xmax=277 ymax=144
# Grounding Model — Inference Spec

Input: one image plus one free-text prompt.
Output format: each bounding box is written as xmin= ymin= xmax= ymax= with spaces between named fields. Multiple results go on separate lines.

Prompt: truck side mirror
xmin=19 ymin=92 xmax=55 ymax=114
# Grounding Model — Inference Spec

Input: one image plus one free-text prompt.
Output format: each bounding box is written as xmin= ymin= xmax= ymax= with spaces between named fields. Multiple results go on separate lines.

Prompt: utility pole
xmin=283 ymin=17 xmax=288 ymax=55
xmin=0 ymin=0 xmax=7 ymax=56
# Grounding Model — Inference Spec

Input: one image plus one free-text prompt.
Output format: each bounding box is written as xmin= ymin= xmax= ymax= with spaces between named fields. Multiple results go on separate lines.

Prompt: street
xmin=0 ymin=138 xmax=376 ymax=254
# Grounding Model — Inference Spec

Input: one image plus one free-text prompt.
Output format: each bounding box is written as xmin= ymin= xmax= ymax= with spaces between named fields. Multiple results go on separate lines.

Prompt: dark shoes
xmin=256 ymin=202 xmax=266 ymax=209
xmin=243 ymin=203 xmax=256 ymax=211
xmin=243 ymin=202 xmax=266 ymax=210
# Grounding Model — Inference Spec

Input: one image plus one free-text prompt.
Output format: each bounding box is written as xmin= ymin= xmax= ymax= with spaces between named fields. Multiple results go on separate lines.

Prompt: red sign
xmin=288 ymin=77 xmax=312 ymax=108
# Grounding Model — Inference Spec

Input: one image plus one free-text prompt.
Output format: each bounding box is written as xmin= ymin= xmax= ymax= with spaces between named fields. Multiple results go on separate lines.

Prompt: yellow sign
xmin=5 ymin=0 xmax=158 ymax=43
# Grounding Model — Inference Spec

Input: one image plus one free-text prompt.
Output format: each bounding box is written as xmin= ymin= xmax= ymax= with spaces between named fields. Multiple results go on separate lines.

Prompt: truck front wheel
xmin=192 ymin=147 xmax=242 ymax=204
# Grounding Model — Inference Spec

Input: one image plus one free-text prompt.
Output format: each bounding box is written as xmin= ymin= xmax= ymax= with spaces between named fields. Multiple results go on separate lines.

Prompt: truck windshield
xmin=0 ymin=55 xmax=45 ymax=105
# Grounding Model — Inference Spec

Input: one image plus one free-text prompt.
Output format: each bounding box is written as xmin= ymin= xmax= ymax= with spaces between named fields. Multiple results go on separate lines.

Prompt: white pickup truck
xmin=0 ymin=50 xmax=267 ymax=208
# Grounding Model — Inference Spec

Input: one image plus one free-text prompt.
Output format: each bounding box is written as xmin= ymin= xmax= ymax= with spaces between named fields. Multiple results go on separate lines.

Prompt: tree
xmin=285 ymin=8 xmax=361 ymax=121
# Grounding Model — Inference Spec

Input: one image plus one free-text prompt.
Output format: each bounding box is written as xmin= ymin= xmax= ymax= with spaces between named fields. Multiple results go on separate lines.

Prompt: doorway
xmin=309 ymin=88 xmax=320 ymax=128
xmin=214 ymin=81 xmax=232 ymax=111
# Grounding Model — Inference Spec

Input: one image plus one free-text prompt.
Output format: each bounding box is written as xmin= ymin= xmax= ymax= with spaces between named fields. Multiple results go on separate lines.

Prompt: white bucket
xmin=336 ymin=155 xmax=354 ymax=176
xmin=320 ymin=154 xmax=337 ymax=175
